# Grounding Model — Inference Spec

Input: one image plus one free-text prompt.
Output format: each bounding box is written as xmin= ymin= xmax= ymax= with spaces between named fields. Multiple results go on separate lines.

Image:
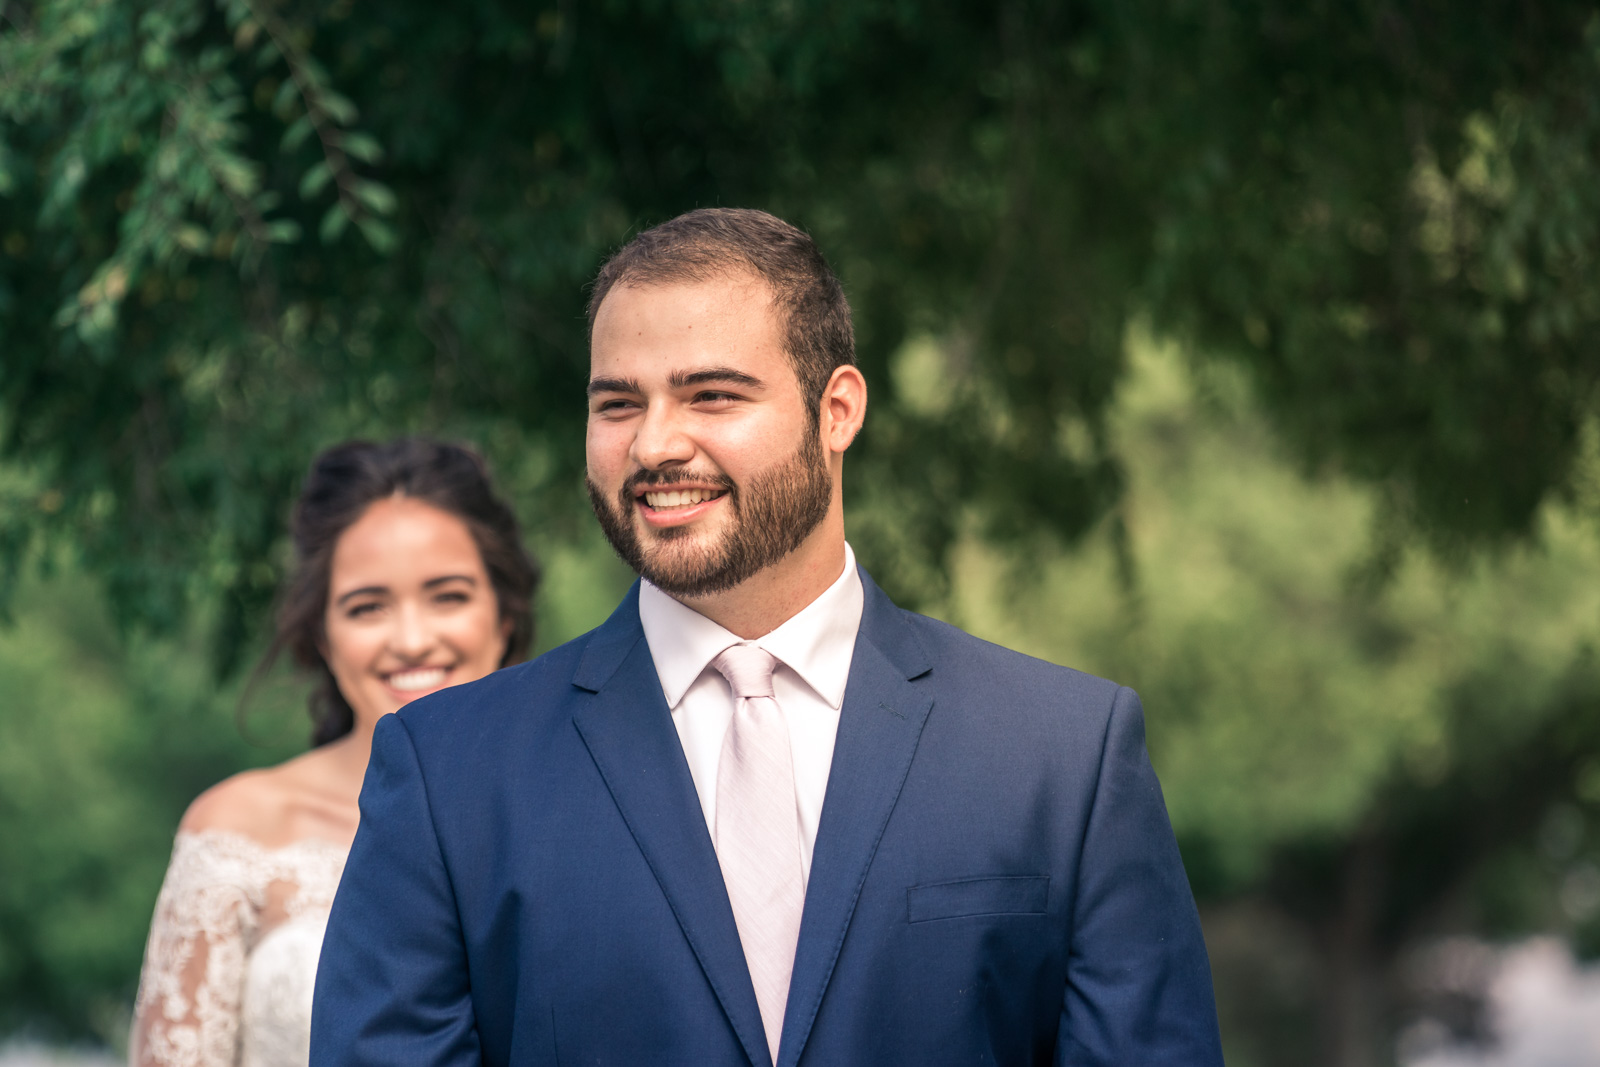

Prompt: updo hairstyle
xmin=264 ymin=437 xmax=540 ymax=746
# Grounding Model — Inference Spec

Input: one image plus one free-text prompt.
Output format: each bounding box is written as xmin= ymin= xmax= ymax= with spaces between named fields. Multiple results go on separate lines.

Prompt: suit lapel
xmin=570 ymin=586 xmax=771 ymax=1067
xmin=778 ymin=573 xmax=934 ymax=1067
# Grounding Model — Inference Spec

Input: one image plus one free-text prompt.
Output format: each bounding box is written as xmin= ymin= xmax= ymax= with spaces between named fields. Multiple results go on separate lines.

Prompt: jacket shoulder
xmin=895 ymin=607 xmax=1125 ymax=707
xmin=392 ymin=628 xmax=595 ymax=745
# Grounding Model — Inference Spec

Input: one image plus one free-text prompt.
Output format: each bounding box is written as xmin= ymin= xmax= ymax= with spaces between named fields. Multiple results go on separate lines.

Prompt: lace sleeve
xmin=130 ymin=832 xmax=264 ymax=1067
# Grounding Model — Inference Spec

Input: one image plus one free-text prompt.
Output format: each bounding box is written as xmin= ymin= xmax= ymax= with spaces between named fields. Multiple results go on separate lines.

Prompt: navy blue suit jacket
xmin=311 ymin=570 xmax=1222 ymax=1065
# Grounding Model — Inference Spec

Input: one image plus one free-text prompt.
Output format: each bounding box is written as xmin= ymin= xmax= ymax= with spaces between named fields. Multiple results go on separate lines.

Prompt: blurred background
xmin=4 ymin=1 xmax=1600 ymax=1064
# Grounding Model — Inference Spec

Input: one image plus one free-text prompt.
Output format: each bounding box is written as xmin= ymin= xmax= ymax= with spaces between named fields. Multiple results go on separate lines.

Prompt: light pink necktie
xmin=711 ymin=644 xmax=805 ymax=1066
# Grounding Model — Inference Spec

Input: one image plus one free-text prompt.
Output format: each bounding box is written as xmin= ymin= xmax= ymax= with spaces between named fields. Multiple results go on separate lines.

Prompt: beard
xmin=587 ymin=432 xmax=834 ymax=598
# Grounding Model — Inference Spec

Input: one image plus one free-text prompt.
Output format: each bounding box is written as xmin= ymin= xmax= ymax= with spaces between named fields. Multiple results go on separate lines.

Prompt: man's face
xmin=585 ymin=272 xmax=833 ymax=598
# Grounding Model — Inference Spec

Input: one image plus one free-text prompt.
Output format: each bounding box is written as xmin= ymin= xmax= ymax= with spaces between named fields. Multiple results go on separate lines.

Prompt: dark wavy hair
xmin=259 ymin=437 xmax=540 ymax=746
xmin=587 ymin=208 xmax=855 ymax=429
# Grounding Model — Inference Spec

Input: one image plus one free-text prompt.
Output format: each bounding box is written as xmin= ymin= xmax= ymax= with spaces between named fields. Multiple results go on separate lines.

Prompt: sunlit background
xmin=4 ymin=3 xmax=1600 ymax=1065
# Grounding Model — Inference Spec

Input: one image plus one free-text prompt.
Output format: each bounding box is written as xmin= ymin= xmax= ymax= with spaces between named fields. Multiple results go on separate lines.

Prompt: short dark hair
xmin=587 ymin=208 xmax=855 ymax=424
xmin=260 ymin=437 xmax=540 ymax=746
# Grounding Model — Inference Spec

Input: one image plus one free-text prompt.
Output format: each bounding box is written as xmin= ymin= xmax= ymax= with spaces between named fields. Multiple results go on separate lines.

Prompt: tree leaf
xmin=280 ymin=116 xmax=313 ymax=153
xmin=319 ymin=202 xmax=349 ymax=243
xmin=174 ymin=224 xmax=210 ymax=253
xmin=265 ymin=218 xmax=302 ymax=243
xmin=356 ymin=216 xmax=398 ymax=253
xmin=340 ymin=131 xmax=383 ymax=165
xmin=233 ymin=18 xmax=261 ymax=51
xmin=319 ymin=90 xmax=358 ymax=126
xmin=298 ymin=161 xmax=332 ymax=199
xmin=351 ymin=178 xmax=396 ymax=216
xmin=272 ymin=78 xmax=299 ymax=121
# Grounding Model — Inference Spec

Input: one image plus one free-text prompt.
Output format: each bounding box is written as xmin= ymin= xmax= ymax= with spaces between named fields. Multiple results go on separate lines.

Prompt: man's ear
xmin=820 ymin=364 xmax=868 ymax=455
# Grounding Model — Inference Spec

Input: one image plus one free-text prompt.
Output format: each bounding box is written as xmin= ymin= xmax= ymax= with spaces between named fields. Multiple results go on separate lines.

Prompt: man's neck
xmin=672 ymin=518 xmax=848 ymax=639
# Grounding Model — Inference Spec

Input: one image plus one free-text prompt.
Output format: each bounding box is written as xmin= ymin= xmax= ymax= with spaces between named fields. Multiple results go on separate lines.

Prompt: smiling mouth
xmin=386 ymin=666 xmax=449 ymax=692
xmin=640 ymin=488 xmax=727 ymax=510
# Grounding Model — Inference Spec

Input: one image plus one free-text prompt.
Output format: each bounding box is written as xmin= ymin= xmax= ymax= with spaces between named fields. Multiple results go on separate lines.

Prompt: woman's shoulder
xmin=153 ymin=761 xmax=351 ymax=920
xmin=179 ymin=750 xmax=356 ymax=851
xmin=180 ymin=766 xmax=294 ymax=840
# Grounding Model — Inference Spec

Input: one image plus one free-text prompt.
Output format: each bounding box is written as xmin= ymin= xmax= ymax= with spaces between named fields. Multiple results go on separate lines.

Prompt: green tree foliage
xmin=5 ymin=0 xmax=1600 ymax=653
xmin=0 ymin=568 xmax=301 ymax=1043
xmin=937 ymin=338 xmax=1600 ymax=1066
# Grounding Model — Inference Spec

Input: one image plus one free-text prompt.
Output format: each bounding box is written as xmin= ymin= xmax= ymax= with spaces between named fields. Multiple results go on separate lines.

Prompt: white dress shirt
xmin=638 ymin=542 xmax=865 ymax=881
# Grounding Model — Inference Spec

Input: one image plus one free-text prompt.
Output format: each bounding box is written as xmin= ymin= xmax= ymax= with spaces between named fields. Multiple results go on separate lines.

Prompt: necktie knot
xmin=712 ymin=644 xmax=778 ymax=700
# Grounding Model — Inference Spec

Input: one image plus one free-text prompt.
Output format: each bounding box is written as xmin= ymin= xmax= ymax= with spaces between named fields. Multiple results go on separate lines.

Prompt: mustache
xmin=622 ymin=469 xmax=736 ymax=495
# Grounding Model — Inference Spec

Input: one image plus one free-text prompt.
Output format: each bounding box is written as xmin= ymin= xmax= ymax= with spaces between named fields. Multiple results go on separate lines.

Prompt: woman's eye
xmin=434 ymin=591 xmax=470 ymax=605
xmin=346 ymin=601 xmax=382 ymax=618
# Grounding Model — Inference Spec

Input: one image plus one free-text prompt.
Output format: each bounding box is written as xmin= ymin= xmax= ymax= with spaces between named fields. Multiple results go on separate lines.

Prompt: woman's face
xmin=322 ymin=495 xmax=510 ymax=730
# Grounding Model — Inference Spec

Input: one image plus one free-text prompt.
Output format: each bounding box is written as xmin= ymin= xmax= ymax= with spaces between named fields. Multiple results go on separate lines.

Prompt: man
xmin=311 ymin=208 xmax=1223 ymax=1065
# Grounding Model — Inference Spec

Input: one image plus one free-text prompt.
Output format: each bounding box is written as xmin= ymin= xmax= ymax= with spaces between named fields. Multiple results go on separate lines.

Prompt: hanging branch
xmin=227 ymin=0 xmax=397 ymax=249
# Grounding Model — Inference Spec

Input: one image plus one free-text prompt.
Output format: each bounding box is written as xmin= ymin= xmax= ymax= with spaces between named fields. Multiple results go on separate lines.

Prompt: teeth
xmin=388 ymin=667 xmax=447 ymax=692
xmin=644 ymin=488 xmax=720 ymax=508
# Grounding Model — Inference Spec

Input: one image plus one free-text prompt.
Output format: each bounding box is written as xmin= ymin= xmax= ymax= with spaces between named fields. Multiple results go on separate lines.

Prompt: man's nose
xmin=630 ymin=402 xmax=695 ymax=470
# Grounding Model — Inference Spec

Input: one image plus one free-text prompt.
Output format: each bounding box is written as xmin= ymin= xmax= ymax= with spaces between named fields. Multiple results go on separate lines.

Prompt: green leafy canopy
xmin=3 ymin=0 xmax=1599 ymax=664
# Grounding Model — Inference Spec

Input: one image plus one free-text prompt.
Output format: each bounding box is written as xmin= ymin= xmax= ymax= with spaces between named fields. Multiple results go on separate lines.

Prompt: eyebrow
xmin=587 ymin=375 xmax=641 ymax=397
xmin=670 ymin=367 xmax=764 ymax=390
xmin=586 ymin=366 xmax=766 ymax=397
xmin=334 ymin=574 xmax=477 ymax=607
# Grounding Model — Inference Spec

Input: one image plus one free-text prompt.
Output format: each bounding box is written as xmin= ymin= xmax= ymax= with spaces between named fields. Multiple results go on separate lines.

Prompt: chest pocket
xmin=906 ymin=875 xmax=1050 ymax=923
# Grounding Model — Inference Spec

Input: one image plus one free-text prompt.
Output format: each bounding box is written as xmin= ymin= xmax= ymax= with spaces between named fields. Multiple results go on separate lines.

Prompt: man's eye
xmin=694 ymin=391 xmax=739 ymax=405
xmin=594 ymin=398 xmax=638 ymax=414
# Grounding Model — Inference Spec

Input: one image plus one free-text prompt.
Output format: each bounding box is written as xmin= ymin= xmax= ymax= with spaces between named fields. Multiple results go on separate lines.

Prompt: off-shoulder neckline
xmin=173 ymin=826 xmax=351 ymax=858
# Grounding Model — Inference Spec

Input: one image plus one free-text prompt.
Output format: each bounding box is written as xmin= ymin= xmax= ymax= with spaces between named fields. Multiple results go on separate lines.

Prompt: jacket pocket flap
xmin=906 ymin=875 xmax=1050 ymax=923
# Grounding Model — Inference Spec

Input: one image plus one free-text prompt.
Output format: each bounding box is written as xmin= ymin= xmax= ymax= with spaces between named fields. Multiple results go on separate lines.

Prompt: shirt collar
xmin=638 ymin=542 xmax=865 ymax=711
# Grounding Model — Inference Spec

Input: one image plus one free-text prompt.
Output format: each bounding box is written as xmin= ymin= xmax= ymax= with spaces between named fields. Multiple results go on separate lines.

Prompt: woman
xmin=129 ymin=438 xmax=539 ymax=1067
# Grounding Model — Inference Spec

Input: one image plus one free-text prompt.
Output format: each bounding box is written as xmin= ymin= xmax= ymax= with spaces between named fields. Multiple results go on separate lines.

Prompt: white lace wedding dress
xmin=130 ymin=830 xmax=347 ymax=1067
